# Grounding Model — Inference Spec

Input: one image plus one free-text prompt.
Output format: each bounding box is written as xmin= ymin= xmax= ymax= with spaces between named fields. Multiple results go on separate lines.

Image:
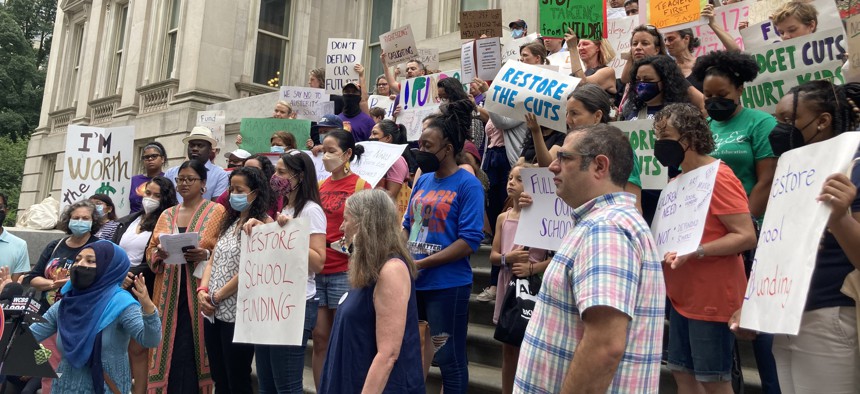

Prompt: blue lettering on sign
xmin=770 ymin=164 xmax=816 ymax=199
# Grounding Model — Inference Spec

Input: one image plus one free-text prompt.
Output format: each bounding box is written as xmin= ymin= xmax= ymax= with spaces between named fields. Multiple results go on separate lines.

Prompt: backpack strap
xmin=354 ymin=178 xmax=367 ymax=193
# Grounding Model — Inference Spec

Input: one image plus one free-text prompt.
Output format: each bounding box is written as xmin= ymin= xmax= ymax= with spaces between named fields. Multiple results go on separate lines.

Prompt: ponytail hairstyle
xmin=324 ymin=129 xmax=365 ymax=163
xmin=789 ymin=81 xmax=860 ymax=136
xmin=520 ymin=41 xmax=550 ymax=65
xmin=279 ymin=151 xmax=321 ymax=217
xmin=570 ymin=83 xmax=612 ymax=124
xmin=676 ymin=28 xmax=701 ymax=53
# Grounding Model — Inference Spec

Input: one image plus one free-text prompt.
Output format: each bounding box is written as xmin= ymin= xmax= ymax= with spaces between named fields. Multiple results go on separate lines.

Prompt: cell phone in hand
xmin=181 ymin=246 xmax=194 ymax=253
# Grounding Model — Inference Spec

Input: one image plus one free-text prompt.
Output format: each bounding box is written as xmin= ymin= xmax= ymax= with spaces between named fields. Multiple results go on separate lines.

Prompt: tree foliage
xmin=0 ymin=6 xmax=43 ymax=141
xmin=0 ymin=136 xmax=28 ymax=226
xmin=3 ymin=0 xmax=56 ymax=67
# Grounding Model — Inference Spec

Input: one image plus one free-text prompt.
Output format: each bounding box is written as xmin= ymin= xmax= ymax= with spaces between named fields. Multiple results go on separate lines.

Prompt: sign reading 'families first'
xmin=380 ymin=25 xmax=418 ymax=65
xmin=539 ymin=0 xmax=605 ymax=40
xmin=325 ymin=38 xmax=364 ymax=94
xmin=740 ymin=132 xmax=860 ymax=335
xmin=485 ymin=61 xmax=579 ymax=133
xmin=61 ymin=125 xmax=135 ymax=217
xmin=235 ymin=220 xmax=310 ymax=345
xmin=513 ymin=168 xmax=573 ymax=251
xmin=650 ymin=160 xmax=720 ymax=257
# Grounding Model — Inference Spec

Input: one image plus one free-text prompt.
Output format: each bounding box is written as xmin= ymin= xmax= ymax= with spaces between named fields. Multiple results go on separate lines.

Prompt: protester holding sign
xmin=518 ymin=114 xmax=565 ymax=166
xmin=129 ymin=142 xmax=167 ymax=214
xmin=320 ymin=189 xmax=425 ymax=393
xmin=146 ymin=160 xmax=226 ymax=394
xmin=563 ymin=30 xmax=618 ymax=98
xmin=653 ymin=104 xmax=756 ymax=393
xmin=665 ymin=5 xmax=741 ymax=92
xmin=437 ymin=77 xmax=485 ymax=153
xmin=197 ymin=167 xmax=271 ymax=394
xmin=732 ymin=81 xmax=860 ymax=393
xmin=622 ymin=56 xmax=697 ymax=120
xmin=270 ymin=130 xmax=298 ymax=153
xmin=772 ymin=1 xmax=818 ymax=40
xmin=309 ymin=67 xmax=344 ymax=116
xmin=370 ymin=120 xmax=412 ymax=200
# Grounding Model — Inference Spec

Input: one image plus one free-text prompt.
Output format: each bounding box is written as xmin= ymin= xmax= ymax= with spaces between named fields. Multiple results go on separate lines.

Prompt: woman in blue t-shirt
xmin=403 ymin=100 xmax=484 ymax=393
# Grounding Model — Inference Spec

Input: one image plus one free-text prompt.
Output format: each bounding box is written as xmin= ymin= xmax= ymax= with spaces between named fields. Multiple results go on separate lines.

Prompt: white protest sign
xmin=740 ymin=132 xmax=860 ymax=335
xmin=325 ymin=38 xmax=364 ymax=94
xmin=692 ymin=0 xmax=750 ymax=56
xmin=513 ymin=168 xmax=572 ymax=251
xmin=235 ymin=220 xmax=310 ymax=345
xmin=547 ymin=51 xmax=578 ymax=76
xmin=461 ymin=40 xmax=477 ymax=82
xmin=380 ymin=25 xmax=418 ymax=66
xmin=369 ymin=95 xmax=395 ymax=117
xmin=501 ymin=33 xmax=540 ymax=62
xmin=740 ymin=28 xmax=846 ymax=114
xmin=607 ymin=7 xmax=627 ymax=20
xmin=398 ymin=49 xmax=439 ymax=74
xmin=196 ymin=110 xmax=226 ymax=149
xmin=740 ymin=0 xmax=840 ymax=48
xmin=61 ymin=125 xmax=135 ymax=217
xmin=485 ymin=61 xmax=579 ymax=133
xmin=351 ymin=142 xmax=408 ymax=188
xmin=398 ymin=105 xmax=440 ymax=141
xmin=302 ymin=151 xmax=331 ymax=182
xmin=606 ymin=15 xmax=639 ymax=78
xmin=279 ymin=86 xmax=330 ymax=121
xmin=651 ymin=160 xmax=720 ymax=256
xmin=399 ymin=74 xmax=439 ymax=111
xmin=461 ymin=37 xmax=502 ymax=82
xmin=611 ymin=119 xmax=667 ymax=190
xmin=315 ymin=101 xmax=335 ymax=117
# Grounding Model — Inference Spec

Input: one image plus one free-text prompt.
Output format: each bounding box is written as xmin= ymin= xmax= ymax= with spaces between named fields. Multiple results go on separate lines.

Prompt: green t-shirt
xmin=629 ymin=151 xmax=642 ymax=188
xmin=709 ymin=107 xmax=777 ymax=195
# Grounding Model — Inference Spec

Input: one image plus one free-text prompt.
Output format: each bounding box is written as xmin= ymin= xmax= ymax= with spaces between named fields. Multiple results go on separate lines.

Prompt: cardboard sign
xmin=196 ymin=110 xmax=226 ymax=149
xmin=740 ymin=0 xmax=840 ymax=48
xmin=485 ymin=61 xmax=579 ymax=133
xmin=648 ymin=0 xmax=707 ymax=31
xmin=692 ymin=0 xmax=750 ymax=56
xmin=279 ymin=86 xmax=330 ymax=121
xmin=239 ymin=118 xmax=312 ymax=154
xmin=235 ymin=220 xmax=310 ymax=345
xmin=461 ymin=37 xmax=502 ymax=82
xmin=325 ymin=38 xmax=364 ymax=94
xmin=651 ymin=160 xmax=720 ymax=256
xmin=350 ymin=142 xmax=408 ymax=188
xmin=380 ymin=25 xmax=419 ymax=66
xmin=369 ymin=94 xmax=395 ymax=117
xmin=460 ymin=9 xmax=503 ymax=39
xmin=848 ymin=14 xmax=860 ymax=70
xmin=501 ymin=33 xmax=540 ymax=62
xmin=397 ymin=49 xmax=439 ymax=74
xmin=606 ymin=15 xmax=639 ymax=78
xmin=740 ymin=132 xmax=860 ymax=335
xmin=740 ymin=28 xmax=846 ymax=114
xmin=61 ymin=125 xmax=135 ymax=217
xmin=747 ymin=0 xmax=783 ymax=25
xmin=539 ymin=0 xmax=605 ymax=39
xmin=398 ymin=105 xmax=441 ymax=141
xmin=513 ymin=168 xmax=572 ymax=251
xmin=611 ymin=119 xmax=668 ymax=190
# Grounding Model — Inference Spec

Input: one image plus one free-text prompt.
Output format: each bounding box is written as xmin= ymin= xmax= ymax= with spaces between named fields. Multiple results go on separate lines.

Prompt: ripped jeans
xmin=416 ymin=284 xmax=471 ymax=393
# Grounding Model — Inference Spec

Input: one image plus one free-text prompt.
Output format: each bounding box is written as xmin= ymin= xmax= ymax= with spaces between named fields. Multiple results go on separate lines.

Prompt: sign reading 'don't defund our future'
xmin=485 ymin=61 xmax=579 ymax=133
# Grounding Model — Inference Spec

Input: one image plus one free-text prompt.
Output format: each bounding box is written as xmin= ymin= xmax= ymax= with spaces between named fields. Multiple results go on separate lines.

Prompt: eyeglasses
xmin=142 ymin=154 xmax=162 ymax=161
xmin=175 ymin=177 xmax=202 ymax=185
xmin=555 ymin=151 xmax=593 ymax=162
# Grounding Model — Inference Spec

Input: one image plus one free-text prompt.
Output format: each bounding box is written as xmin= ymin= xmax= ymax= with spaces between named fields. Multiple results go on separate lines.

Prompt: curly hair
xmin=139 ymin=176 xmax=177 ymax=232
xmin=788 ymin=81 xmax=860 ymax=137
xmin=58 ymin=200 xmax=103 ymax=235
xmin=218 ymin=167 xmax=272 ymax=237
xmin=654 ymin=103 xmax=715 ymax=155
xmin=623 ymin=55 xmax=690 ymax=119
xmin=423 ymin=99 xmax=473 ymax=153
xmin=691 ymin=51 xmax=759 ymax=88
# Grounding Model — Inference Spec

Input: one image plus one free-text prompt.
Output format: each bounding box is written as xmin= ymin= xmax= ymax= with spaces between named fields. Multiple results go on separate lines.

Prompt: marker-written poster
xmin=61 ymin=125 xmax=135 ymax=217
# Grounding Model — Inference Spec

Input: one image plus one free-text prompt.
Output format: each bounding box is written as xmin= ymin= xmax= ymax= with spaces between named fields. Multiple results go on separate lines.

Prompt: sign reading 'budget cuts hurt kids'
xmin=740 ymin=132 xmax=860 ymax=335
xmin=513 ymin=168 xmax=573 ymax=251
xmin=235 ymin=220 xmax=310 ymax=346
xmin=61 ymin=125 xmax=135 ymax=217
xmin=650 ymin=160 xmax=720 ymax=257
xmin=325 ymin=38 xmax=364 ymax=94
xmin=485 ymin=61 xmax=579 ymax=133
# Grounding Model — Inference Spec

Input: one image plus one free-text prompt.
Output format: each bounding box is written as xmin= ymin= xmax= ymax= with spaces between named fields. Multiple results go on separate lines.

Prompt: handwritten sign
xmin=547 ymin=51 xmax=576 ymax=76
xmin=235 ymin=220 xmax=309 ymax=345
xmin=513 ymin=168 xmax=572 ymax=251
xmin=380 ymin=25 xmax=418 ymax=65
xmin=350 ymin=142 xmax=408 ymax=188
xmin=325 ymin=38 xmax=364 ymax=94
xmin=648 ymin=0 xmax=706 ymax=31
xmin=485 ymin=61 xmax=579 ymax=133
xmin=746 ymin=0 xmax=783 ymax=25
xmin=611 ymin=119 xmax=667 ymax=190
xmin=239 ymin=118 xmax=311 ymax=154
xmin=846 ymin=14 xmax=860 ymax=70
xmin=279 ymin=86 xmax=330 ymax=121
xmin=740 ymin=0 xmax=840 ymax=48
xmin=461 ymin=37 xmax=502 ymax=82
xmin=61 ymin=125 xmax=134 ymax=217
xmin=460 ymin=9 xmax=503 ymax=39
xmin=740 ymin=28 xmax=845 ymax=114
xmin=398 ymin=48 xmax=439 ymax=74
xmin=369 ymin=95 xmax=395 ymax=117
xmin=651 ymin=160 xmax=720 ymax=256
xmin=196 ymin=110 xmax=226 ymax=149
xmin=692 ymin=0 xmax=749 ymax=56
xmin=399 ymin=75 xmax=439 ymax=111
xmin=501 ymin=33 xmax=540 ymax=62
xmin=539 ymin=0 xmax=605 ymax=39
xmin=740 ymin=132 xmax=860 ymax=335
xmin=606 ymin=15 xmax=638 ymax=78
xmin=398 ymin=105 xmax=440 ymax=141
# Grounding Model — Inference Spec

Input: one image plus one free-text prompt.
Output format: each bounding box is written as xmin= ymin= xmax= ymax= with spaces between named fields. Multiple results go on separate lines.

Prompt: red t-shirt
xmin=319 ymin=173 xmax=371 ymax=274
xmin=664 ymin=162 xmax=750 ymax=322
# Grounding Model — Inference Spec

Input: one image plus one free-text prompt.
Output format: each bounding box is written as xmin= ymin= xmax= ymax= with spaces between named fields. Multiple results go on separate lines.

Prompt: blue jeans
xmin=417 ymin=284 xmax=471 ymax=393
xmin=254 ymin=298 xmax=318 ymax=393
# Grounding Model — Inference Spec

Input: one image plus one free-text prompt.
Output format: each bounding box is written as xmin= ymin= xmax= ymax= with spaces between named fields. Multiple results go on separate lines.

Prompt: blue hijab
xmin=58 ymin=240 xmax=138 ymax=368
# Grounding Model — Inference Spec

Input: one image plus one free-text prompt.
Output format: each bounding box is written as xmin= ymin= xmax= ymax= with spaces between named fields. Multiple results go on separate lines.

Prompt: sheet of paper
xmin=158 ymin=232 xmax=200 ymax=265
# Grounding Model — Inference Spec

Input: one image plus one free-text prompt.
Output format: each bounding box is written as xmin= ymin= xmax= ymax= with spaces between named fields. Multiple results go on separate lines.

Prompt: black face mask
xmin=342 ymin=94 xmax=361 ymax=117
xmin=70 ymin=265 xmax=98 ymax=290
xmin=768 ymin=118 xmax=819 ymax=156
xmin=705 ymin=97 xmax=738 ymax=122
xmin=368 ymin=137 xmax=380 ymax=142
xmin=654 ymin=139 xmax=686 ymax=169
xmin=413 ymin=147 xmax=444 ymax=173
xmin=0 ymin=211 xmax=6 ymax=227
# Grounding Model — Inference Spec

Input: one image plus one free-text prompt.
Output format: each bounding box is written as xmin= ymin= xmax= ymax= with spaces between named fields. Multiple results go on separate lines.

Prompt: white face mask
xmin=322 ymin=152 xmax=344 ymax=172
xmin=142 ymin=197 xmax=160 ymax=214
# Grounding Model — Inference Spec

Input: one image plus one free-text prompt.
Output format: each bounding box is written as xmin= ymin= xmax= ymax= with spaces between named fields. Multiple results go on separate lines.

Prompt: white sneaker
xmin=476 ymin=286 xmax=496 ymax=302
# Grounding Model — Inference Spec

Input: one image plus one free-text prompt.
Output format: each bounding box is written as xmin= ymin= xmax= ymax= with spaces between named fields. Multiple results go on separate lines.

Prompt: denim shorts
xmin=314 ymin=271 xmax=349 ymax=308
xmin=667 ymin=306 xmax=735 ymax=382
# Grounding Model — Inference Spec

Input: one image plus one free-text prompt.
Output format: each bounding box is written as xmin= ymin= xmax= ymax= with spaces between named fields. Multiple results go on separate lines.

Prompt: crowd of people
xmin=0 ymin=0 xmax=858 ymax=393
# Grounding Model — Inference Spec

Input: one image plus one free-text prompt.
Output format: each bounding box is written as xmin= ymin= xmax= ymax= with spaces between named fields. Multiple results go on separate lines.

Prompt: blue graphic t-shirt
xmin=403 ymin=169 xmax=484 ymax=291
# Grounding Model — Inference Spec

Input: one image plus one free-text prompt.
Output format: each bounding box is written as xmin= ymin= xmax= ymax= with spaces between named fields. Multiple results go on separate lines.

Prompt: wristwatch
xmin=696 ymin=245 xmax=706 ymax=259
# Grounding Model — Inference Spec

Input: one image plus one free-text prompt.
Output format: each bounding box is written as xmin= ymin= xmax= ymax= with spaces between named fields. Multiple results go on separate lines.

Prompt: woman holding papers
xmin=369 ymin=119 xmax=411 ymax=200
xmin=146 ymin=159 xmax=226 ymax=394
xmin=654 ymin=103 xmax=757 ymax=394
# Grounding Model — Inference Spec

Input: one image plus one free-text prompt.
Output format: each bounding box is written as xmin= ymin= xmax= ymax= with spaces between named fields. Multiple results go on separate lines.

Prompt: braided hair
xmin=422 ymin=100 xmax=473 ymax=153
xmin=789 ymin=81 xmax=860 ymax=136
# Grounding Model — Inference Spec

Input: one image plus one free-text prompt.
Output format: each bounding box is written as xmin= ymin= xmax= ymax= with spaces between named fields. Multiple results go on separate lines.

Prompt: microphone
xmin=0 ymin=283 xmax=24 ymax=305
xmin=4 ymin=286 xmax=41 ymax=321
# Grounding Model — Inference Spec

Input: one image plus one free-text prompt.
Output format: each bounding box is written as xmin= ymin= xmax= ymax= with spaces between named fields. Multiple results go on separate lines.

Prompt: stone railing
xmin=137 ymin=79 xmax=179 ymax=114
xmin=48 ymin=107 xmax=76 ymax=134
xmin=88 ymin=95 xmax=122 ymax=124
xmin=235 ymin=81 xmax=276 ymax=98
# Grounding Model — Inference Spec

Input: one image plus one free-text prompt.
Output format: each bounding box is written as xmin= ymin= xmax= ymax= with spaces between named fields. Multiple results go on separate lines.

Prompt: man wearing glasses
xmin=163 ymin=127 xmax=229 ymax=202
xmin=0 ymin=192 xmax=29 ymax=283
xmin=515 ymin=124 xmax=665 ymax=393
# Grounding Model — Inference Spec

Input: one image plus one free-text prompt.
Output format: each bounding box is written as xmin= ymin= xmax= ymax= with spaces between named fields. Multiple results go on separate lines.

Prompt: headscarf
xmin=58 ymin=240 xmax=137 ymax=369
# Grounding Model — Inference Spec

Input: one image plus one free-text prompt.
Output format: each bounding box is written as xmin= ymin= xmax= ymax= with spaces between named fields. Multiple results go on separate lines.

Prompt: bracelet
xmin=196 ymin=286 xmax=209 ymax=294
xmin=501 ymin=253 xmax=506 ymax=267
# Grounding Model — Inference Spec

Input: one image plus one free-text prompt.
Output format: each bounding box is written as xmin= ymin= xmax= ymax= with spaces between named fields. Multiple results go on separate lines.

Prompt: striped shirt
xmin=514 ymin=192 xmax=665 ymax=394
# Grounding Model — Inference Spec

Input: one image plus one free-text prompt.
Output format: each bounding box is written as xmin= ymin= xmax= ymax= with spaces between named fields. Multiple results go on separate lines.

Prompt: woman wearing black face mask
xmin=622 ymin=55 xmax=700 ymax=121
xmin=338 ymin=65 xmax=376 ymax=142
xmin=653 ymin=103 xmax=758 ymax=394
xmin=30 ymin=240 xmax=161 ymax=393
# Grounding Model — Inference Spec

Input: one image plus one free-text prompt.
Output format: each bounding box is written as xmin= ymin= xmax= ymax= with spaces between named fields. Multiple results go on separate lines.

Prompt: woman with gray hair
xmin=319 ymin=189 xmax=425 ymax=393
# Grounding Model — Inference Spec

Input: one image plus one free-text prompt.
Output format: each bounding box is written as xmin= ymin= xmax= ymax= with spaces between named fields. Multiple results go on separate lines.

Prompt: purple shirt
xmin=129 ymin=173 xmax=162 ymax=214
xmin=339 ymin=112 xmax=375 ymax=142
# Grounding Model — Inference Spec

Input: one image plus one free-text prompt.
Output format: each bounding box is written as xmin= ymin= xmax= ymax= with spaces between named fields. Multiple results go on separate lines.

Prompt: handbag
xmin=418 ymin=320 xmax=434 ymax=381
xmin=494 ymin=275 xmax=541 ymax=346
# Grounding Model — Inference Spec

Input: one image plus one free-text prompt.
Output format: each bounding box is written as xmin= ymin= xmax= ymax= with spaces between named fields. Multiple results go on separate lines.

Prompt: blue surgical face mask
xmin=69 ymin=219 xmax=92 ymax=236
xmin=95 ymin=205 xmax=104 ymax=216
xmin=511 ymin=29 xmax=524 ymax=38
xmin=270 ymin=145 xmax=286 ymax=153
xmin=229 ymin=193 xmax=251 ymax=212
